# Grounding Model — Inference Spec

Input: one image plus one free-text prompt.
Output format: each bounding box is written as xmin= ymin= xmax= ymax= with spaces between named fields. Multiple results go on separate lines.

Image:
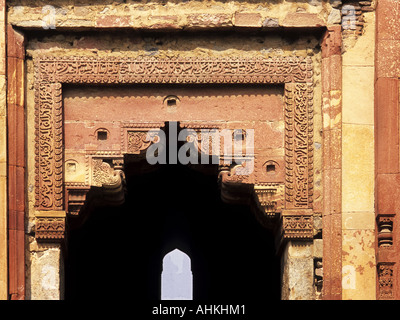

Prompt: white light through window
xmin=161 ymin=248 xmax=193 ymax=300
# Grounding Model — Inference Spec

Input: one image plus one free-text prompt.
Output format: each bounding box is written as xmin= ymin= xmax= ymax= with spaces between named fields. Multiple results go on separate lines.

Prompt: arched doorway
xmin=64 ymin=163 xmax=280 ymax=301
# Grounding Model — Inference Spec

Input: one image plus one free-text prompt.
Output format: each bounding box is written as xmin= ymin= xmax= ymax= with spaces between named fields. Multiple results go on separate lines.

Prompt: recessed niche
xmin=167 ymin=98 xmax=177 ymax=107
xmin=266 ymin=164 xmax=276 ymax=173
xmin=96 ymin=129 xmax=109 ymax=141
xmin=163 ymin=95 xmax=180 ymax=111
xmin=66 ymin=162 xmax=77 ymax=173
xmin=265 ymin=160 xmax=279 ymax=174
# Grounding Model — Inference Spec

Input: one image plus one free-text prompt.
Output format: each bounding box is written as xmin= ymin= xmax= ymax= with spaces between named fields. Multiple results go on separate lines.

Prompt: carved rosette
xmin=127 ymin=131 xmax=160 ymax=154
xmin=121 ymin=122 xmax=165 ymax=157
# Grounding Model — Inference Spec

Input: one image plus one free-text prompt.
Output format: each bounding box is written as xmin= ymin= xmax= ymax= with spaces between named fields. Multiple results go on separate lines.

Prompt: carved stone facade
xmin=33 ymin=55 xmax=314 ymax=245
xmin=0 ymin=0 xmax=396 ymax=303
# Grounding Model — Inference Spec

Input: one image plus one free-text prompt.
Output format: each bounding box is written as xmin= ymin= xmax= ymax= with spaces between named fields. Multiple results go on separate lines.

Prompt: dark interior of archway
xmin=65 ymin=162 xmax=281 ymax=302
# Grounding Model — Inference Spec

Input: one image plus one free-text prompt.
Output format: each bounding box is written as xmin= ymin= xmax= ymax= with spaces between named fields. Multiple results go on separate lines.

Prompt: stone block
xmin=186 ymin=13 xmax=231 ymax=29
xmin=30 ymin=248 xmax=63 ymax=300
xmin=281 ymin=241 xmax=314 ymax=300
xmin=327 ymin=8 xmax=341 ymax=25
xmin=322 ymin=212 xmax=342 ymax=299
xmin=281 ymin=13 xmax=325 ymax=28
xmin=0 ymin=116 xmax=6 ymax=164
xmin=342 ymin=66 xmax=374 ymax=125
xmin=0 ymin=76 xmax=6 ymax=116
xmin=375 ymin=78 xmax=399 ymax=174
xmin=148 ymin=15 xmax=181 ymax=30
xmin=96 ymin=15 xmax=130 ymax=28
xmin=342 ymin=229 xmax=376 ymax=299
xmin=342 ymin=12 xmax=375 ymax=67
xmin=342 ymin=124 xmax=374 ymax=213
xmin=342 ymin=211 xmax=375 ymax=230
xmin=329 ymin=168 xmax=342 ymax=214
xmin=329 ymin=128 xmax=342 ymax=170
xmin=322 ymin=25 xmax=342 ymax=59
xmin=376 ymin=173 xmax=400 ymax=215
xmin=376 ymin=40 xmax=400 ymax=78
xmin=376 ymin=0 xmax=400 ymax=40
xmin=0 ymin=175 xmax=6 ymax=300
xmin=322 ymin=55 xmax=342 ymax=92
xmin=262 ymin=18 xmax=279 ymax=28
xmin=313 ymin=239 xmax=323 ymax=258
xmin=6 ymin=26 xmax=24 ymax=59
xmin=234 ymin=12 xmax=262 ymax=27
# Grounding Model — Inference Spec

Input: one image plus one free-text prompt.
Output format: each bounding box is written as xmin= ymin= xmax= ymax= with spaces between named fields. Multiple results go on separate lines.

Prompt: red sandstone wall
xmin=375 ymin=0 xmax=400 ymax=300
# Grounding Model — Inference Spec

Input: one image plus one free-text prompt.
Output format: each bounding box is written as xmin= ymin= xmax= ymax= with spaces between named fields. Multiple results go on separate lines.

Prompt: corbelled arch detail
xmin=33 ymin=55 xmax=314 ymax=244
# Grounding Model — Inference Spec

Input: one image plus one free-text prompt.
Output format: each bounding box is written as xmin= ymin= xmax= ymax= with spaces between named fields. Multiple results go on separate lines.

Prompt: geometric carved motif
xmin=378 ymin=263 xmax=395 ymax=299
xmin=35 ymin=217 xmax=66 ymax=241
xmin=281 ymin=214 xmax=314 ymax=240
xmin=34 ymin=55 xmax=314 ymax=241
xmin=127 ymin=131 xmax=160 ymax=154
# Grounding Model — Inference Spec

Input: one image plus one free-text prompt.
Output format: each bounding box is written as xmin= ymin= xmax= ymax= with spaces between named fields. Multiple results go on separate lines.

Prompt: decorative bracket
xmin=253 ymin=184 xmax=284 ymax=218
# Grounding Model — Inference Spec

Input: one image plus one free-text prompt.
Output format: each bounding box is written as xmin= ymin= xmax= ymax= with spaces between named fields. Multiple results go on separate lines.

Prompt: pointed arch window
xmin=161 ymin=249 xmax=193 ymax=300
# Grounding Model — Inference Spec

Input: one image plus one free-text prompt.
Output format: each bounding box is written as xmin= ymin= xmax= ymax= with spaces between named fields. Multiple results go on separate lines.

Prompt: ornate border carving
xmin=281 ymin=214 xmax=313 ymax=240
xmin=36 ymin=56 xmax=313 ymax=85
xmin=34 ymin=82 xmax=63 ymax=210
xmin=378 ymin=263 xmax=395 ymax=299
xmin=34 ymin=55 xmax=314 ymax=241
xmin=284 ymin=83 xmax=314 ymax=209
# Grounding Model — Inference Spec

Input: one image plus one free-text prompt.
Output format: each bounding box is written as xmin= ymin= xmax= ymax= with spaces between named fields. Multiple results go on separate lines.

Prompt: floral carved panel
xmin=34 ymin=55 xmax=314 ymax=241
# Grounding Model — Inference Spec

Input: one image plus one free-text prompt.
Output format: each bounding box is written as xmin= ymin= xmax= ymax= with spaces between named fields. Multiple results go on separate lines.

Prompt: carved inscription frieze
xmin=37 ymin=56 xmax=313 ymax=85
xmin=34 ymin=82 xmax=63 ymax=211
xmin=284 ymin=83 xmax=314 ymax=209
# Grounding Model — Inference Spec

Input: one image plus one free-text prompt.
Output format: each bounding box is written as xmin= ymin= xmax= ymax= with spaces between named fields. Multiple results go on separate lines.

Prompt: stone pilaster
xmin=0 ymin=0 xmax=6 ymax=300
xmin=281 ymin=241 xmax=315 ymax=300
